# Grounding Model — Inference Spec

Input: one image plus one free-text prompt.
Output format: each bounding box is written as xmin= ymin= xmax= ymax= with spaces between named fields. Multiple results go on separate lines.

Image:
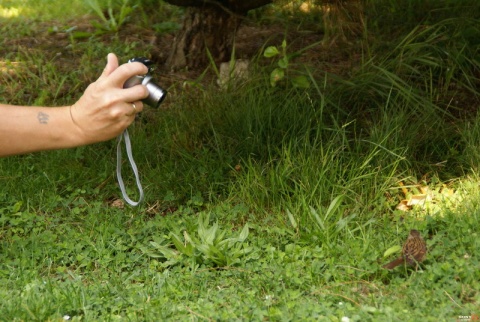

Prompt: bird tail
xmin=383 ymin=257 xmax=404 ymax=270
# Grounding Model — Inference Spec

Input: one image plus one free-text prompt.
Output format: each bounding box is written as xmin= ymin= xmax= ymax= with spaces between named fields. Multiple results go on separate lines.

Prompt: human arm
xmin=0 ymin=53 xmax=149 ymax=157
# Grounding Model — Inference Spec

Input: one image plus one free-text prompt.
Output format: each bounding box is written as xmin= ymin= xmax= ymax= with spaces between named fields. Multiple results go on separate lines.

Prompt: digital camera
xmin=123 ymin=57 xmax=166 ymax=108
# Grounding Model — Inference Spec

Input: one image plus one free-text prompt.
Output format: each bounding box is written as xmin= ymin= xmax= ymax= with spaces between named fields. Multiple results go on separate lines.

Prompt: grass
xmin=1 ymin=0 xmax=480 ymax=320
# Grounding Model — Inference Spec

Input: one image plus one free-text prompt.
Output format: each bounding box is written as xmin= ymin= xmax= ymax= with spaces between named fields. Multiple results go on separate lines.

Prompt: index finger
xmin=98 ymin=53 xmax=119 ymax=81
xmin=106 ymin=62 xmax=149 ymax=88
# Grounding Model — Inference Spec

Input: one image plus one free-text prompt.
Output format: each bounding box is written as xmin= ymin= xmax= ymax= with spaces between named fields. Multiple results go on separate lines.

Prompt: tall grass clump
xmin=144 ymin=79 xmax=409 ymax=238
xmin=326 ymin=16 xmax=480 ymax=173
xmin=127 ymin=13 xmax=480 ymax=239
xmin=335 ymin=17 xmax=480 ymax=114
xmin=136 ymin=8 xmax=480 ymax=240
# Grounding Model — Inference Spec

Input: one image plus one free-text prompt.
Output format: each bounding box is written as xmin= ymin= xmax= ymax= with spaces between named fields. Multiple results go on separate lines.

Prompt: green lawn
xmin=1 ymin=0 xmax=480 ymax=320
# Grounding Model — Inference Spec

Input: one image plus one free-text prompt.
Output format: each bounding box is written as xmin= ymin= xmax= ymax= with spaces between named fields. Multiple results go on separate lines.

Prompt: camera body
xmin=123 ymin=57 xmax=166 ymax=108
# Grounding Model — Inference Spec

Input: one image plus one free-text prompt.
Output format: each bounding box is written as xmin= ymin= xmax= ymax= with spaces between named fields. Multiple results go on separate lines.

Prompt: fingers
xmin=108 ymin=62 xmax=149 ymax=88
xmin=116 ymin=84 xmax=149 ymax=104
xmin=97 ymin=53 xmax=148 ymax=89
xmin=92 ymin=54 xmax=149 ymax=105
xmin=125 ymin=101 xmax=144 ymax=117
xmin=94 ymin=54 xmax=150 ymax=113
xmin=99 ymin=53 xmax=119 ymax=80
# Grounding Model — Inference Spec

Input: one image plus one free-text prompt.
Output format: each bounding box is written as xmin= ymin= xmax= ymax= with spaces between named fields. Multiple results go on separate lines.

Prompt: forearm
xmin=0 ymin=104 xmax=84 ymax=157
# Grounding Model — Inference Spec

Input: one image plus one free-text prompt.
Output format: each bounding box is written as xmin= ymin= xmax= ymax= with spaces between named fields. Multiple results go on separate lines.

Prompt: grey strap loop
xmin=116 ymin=129 xmax=144 ymax=206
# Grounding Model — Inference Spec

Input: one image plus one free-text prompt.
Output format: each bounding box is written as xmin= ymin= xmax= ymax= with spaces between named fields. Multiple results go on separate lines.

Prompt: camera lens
xmin=142 ymin=75 xmax=167 ymax=108
xmin=124 ymin=58 xmax=167 ymax=108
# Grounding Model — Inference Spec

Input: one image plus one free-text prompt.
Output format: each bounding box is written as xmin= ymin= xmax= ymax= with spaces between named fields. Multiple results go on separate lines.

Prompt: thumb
xmin=99 ymin=53 xmax=119 ymax=79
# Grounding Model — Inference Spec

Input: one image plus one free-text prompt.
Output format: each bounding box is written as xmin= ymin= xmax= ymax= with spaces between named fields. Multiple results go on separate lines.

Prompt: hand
xmin=70 ymin=53 xmax=149 ymax=144
xmin=383 ymin=229 xmax=427 ymax=270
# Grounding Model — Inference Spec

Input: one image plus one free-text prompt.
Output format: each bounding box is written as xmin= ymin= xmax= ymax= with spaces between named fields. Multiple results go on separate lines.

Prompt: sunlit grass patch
xmin=0 ymin=0 xmax=88 ymax=21
xmin=0 ymin=6 xmax=22 ymax=18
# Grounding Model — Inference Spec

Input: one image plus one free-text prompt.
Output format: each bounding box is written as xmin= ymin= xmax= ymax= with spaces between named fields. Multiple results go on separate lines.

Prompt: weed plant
xmin=1 ymin=0 xmax=480 ymax=320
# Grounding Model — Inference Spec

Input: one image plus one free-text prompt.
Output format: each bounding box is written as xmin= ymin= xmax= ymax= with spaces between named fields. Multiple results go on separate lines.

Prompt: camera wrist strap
xmin=116 ymin=129 xmax=144 ymax=206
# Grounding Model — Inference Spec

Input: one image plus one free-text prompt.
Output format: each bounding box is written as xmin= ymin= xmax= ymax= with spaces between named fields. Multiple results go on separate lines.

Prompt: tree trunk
xmin=166 ymin=5 xmax=241 ymax=70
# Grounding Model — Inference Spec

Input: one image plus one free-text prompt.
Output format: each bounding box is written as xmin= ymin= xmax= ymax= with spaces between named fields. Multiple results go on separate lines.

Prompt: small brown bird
xmin=383 ymin=229 xmax=427 ymax=270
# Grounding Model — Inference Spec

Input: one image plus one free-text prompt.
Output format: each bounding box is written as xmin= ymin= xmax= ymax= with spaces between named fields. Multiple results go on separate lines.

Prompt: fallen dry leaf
xmin=407 ymin=194 xmax=431 ymax=207
xmin=396 ymin=200 xmax=410 ymax=211
xmin=110 ymin=199 xmax=125 ymax=209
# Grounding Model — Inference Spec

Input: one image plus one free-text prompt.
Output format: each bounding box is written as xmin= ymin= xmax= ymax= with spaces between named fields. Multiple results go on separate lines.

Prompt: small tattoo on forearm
xmin=37 ymin=112 xmax=49 ymax=124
